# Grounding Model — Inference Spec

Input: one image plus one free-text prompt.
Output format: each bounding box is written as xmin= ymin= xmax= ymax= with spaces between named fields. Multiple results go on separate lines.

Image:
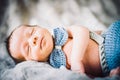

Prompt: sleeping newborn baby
xmin=6 ymin=21 xmax=120 ymax=77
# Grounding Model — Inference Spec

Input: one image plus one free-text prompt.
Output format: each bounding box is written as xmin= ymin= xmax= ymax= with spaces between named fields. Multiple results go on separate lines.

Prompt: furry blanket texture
xmin=0 ymin=0 xmax=120 ymax=80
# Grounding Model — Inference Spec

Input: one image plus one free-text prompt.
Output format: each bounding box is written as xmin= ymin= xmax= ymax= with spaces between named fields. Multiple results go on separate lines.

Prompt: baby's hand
xmin=71 ymin=61 xmax=85 ymax=74
xmin=109 ymin=67 xmax=120 ymax=77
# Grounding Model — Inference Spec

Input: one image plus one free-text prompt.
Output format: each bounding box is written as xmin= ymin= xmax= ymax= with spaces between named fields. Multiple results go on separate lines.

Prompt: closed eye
xmin=27 ymin=45 xmax=30 ymax=56
xmin=31 ymin=28 xmax=34 ymax=35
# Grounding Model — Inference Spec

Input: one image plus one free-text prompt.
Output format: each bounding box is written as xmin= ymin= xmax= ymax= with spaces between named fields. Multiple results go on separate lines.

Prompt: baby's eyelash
xmin=31 ymin=28 xmax=34 ymax=35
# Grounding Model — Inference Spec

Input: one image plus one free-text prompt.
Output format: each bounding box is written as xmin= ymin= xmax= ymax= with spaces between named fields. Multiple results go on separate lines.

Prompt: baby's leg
xmin=103 ymin=20 xmax=120 ymax=75
xmin=109 ymin=67 xmax=120 ymax=77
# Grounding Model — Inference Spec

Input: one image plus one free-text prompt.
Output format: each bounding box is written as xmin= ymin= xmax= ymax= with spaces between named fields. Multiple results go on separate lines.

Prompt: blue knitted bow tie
xmin=49 ymin=27 xmax=68 ymax=68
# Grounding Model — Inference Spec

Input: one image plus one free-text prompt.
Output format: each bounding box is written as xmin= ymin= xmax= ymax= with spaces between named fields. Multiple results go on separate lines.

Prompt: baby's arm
xmin=66 ymin=25 xmax=89 ymax=73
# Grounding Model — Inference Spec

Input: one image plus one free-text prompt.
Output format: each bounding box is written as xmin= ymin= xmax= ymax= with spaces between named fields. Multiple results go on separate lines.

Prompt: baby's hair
xmin=5 ymin=24 xmax=40 ymax=63
xmin=5 ymin=27 xmax=19 ymax=64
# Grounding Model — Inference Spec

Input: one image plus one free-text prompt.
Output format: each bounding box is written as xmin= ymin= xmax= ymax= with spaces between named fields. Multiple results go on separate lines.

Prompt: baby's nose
xmin=33 ymin=37 xmax=38 ymax=45
xmin=29 ymin=36 xmax=38 ymax=46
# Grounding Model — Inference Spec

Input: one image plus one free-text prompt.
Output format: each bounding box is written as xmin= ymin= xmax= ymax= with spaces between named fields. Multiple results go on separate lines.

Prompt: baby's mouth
xmin=40 ymin=37 xmax=43 ymax=50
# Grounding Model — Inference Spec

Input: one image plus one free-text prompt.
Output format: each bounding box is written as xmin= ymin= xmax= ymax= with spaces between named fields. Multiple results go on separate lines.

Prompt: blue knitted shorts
xmin=103 ymin=20 xmax=120 ymax=73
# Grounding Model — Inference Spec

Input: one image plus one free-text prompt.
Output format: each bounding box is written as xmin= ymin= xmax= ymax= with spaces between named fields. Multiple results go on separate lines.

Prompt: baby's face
xmin=9 ymin=25 xmax=53 ymax=62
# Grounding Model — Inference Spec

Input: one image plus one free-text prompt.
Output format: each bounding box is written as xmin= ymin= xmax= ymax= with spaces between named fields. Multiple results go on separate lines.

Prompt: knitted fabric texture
xmin=49 ymin=27 xmax=68 ymax=68
xmin=103 ymin=20 xmax=120 ymax=73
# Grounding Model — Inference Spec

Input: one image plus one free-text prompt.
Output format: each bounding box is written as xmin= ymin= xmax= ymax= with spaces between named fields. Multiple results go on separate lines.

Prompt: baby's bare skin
xmin=9 ymin=25 xmax=120 ymax=77
xmin=110 ymin=67 xmax=120 ymax=77
xmin=63 ymin=37 xmax=102 ymax=77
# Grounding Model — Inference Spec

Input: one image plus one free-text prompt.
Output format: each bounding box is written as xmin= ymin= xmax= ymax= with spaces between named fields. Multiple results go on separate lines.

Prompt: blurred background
xmin=0 ymin=0 xmax=120 ymax=44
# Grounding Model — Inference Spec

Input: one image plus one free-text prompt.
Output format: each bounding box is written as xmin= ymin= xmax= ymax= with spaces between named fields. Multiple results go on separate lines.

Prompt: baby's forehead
xmin=10 ymin=25 xmax=41 ymax=46
xmin=9 ymin=26 xmax=26 ymax=58
xmin=12 ymin=26 xmax=30 ymax=37
xmin=9 ymin=26 xmax=26 ymax=48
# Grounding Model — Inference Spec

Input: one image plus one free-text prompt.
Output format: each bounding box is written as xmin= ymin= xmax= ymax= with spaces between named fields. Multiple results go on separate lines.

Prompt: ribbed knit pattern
xmin=103 ymin=20 xmax=120 ymax=72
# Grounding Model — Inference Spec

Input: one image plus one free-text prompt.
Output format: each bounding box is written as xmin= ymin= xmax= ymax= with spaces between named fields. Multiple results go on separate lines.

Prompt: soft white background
xmin=7 ymin=0 xmax=118 ymax=35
